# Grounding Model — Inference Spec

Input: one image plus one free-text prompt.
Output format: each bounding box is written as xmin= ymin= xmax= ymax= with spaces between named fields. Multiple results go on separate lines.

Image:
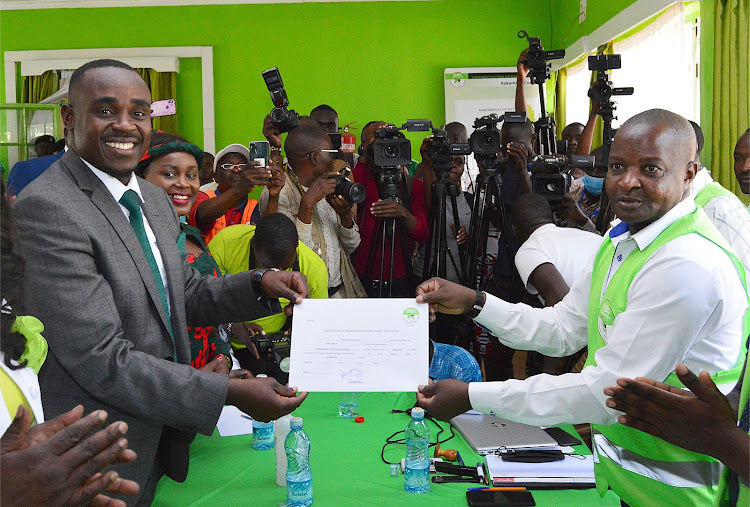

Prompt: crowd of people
xmin=1 ymin=56 xmax=748 ymax=506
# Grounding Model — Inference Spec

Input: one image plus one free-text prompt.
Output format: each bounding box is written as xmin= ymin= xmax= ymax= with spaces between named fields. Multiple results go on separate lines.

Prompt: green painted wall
xmin=549 ymin=0 xmax=640 ymax=49
xmin=0 ymin=0 xmax=551 ymax=157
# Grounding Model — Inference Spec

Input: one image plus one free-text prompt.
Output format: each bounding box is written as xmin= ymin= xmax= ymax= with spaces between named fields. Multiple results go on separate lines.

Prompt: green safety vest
xmin=695 ymin=181 xmax=744 ymax=208
xmin=585 ymin=207 xmax=749 ymax=507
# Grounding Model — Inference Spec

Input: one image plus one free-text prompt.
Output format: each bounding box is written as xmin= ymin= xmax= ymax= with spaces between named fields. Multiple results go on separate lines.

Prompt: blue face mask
xmin=583 ymin=174 xmax=604 ymax=196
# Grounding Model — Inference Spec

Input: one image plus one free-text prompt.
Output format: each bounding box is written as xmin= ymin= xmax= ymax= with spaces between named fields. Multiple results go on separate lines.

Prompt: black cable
xmin=381 ymin=409 xmax=456 ymax=465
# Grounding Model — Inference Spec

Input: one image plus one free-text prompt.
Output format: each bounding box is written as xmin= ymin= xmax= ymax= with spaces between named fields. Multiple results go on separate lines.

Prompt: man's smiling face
xmin=63 ymin=66 xmax=152 ymax=183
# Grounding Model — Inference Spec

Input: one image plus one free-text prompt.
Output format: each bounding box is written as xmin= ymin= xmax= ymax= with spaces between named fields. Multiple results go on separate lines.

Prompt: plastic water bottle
xmin=338 ymin=392 xmax=358 ymax=418
xmin=252 ymin=375 xmax=274 ymax=450
xmin=285 ymin=417 xmax=313 ymax=506
xmin=404 ymin=407 xmax=430 ymax=494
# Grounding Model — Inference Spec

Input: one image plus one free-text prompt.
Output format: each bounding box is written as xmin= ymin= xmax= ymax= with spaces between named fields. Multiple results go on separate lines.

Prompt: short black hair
xmin=311 ymin=104 xmax=337 ymax=116
xmin=502 ymin=118 xmax=535 ymax=141
xmin=512 ymin=192 xmax=554 ymax=236
xmin=253 ymin=213 xmax=299 ymax=266
xmin=69 ymin=59 xmax=138 ymax=104
xmin=688 ymin=120 xmax=705 ymax=156
xmin=285 ymin=123 xmax=330 ymax=160
xmin=34 ymin=134 xmax=55 ymax=145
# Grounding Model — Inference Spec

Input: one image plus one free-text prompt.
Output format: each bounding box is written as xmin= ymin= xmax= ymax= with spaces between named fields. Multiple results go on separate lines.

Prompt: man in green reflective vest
xmin=414 ymin=109 xmax=749 ymax=506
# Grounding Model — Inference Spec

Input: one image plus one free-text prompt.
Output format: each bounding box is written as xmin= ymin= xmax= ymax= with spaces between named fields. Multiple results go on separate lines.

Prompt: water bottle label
xmin=287 ymin=478 xmax=313 ymax=503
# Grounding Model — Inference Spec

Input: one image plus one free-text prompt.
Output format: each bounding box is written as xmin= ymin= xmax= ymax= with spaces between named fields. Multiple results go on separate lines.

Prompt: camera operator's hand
xmin=416 ymin=277 xmax=477 ymax=323
xmin=450 ymin=223 xmax=468 ymax=245
xmin=233 ymin=322 xmax=264 ymax=360
xmin=552 ymin=195 xmax=594 ymax=229
xmin=505 ymin=142 xmax=533 ymax=193
xmin=234 ymin=161 xmax=272 ymax=195
xmin=298 ymin=171 xmax=339 ymax=225
xmin=255 ymin=270 xmax=310 ymax=315
xmin=370 ymin=199 xmax=419 ymax=233
xmin=327 ymin=195 xmax=355 ymax=227
xmin=517 ymin=48 xmax=530 ymax=80
xmin=226 ymin=376 xmax=307 ymax=423
xmin=419 ymin=137 xmax=433 ymax=164
xmin=263 ymin=114 xmax=282 ymax=149
xmin=267 ymin=157 xmax=285 ymax=198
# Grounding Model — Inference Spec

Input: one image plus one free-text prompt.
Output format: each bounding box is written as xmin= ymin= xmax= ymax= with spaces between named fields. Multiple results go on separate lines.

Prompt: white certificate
xmin=288 ymin=299 xmax=429 ymax=392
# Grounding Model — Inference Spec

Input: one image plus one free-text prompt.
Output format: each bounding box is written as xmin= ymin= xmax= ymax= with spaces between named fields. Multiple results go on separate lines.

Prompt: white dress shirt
xmin=515 ymin=223 xmax=603 ymax=301
xmin=691 ymin=167 xmax=750 ymax=270
xmin=468 ymin=197 xmax=747 ymax=426
xmin=84 ymin=160 xmax=171 ymax=310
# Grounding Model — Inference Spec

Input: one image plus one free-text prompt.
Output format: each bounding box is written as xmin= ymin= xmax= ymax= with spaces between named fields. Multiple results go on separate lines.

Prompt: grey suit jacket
xmin=14 ymin=150 xmax=266 ymax=503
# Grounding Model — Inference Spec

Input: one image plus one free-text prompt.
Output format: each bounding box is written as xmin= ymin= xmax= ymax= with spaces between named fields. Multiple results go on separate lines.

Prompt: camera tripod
xmin=462 ymin=156 xmax=519 ymax=300
xmin=364 ymin=172 xmax=414 ymax=298
xmin=421 ymin=172 xmax=466 ymax=280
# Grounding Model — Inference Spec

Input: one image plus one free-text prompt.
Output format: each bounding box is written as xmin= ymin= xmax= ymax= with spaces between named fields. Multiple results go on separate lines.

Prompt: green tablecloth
xmin=153 ymin=392 xmax=621 ymax=506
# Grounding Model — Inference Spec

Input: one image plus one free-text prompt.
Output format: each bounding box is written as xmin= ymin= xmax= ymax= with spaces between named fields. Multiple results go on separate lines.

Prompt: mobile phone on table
xmin=249 ymin=140 xmax=270 ymax=168
xmin=543 ymin=427 xmax=582 ymax=447
xmin=466 ymin=490 xmax=535 ymax=506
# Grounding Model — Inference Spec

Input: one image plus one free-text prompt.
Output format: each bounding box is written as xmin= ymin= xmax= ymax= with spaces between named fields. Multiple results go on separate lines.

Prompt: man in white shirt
xmin=415 ymin=109 xmax=748 ymax=506
xmin=513 ymin=192 xmax=602 ymax=306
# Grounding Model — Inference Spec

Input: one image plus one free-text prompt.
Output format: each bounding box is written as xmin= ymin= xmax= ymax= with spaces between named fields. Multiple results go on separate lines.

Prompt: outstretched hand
xmin=416 ymin=379 xmax=472 ymax=421
xmin=416 ymin=277 xmax=476 ymax=323
xmin=0 ymin=405 xmax=139 ymax=506
xmin=604 ymin=363 xmax=738 ymax=457
xmin=227 ymin=376 xmax=308 ymax=422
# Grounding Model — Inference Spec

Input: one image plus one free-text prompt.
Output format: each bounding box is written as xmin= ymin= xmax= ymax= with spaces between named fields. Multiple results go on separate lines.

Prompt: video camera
xmin=587 ymin=55 xmax=634 ymax=103
xmin=529 ymin=154 xmax=594 ymax=200
xmin=427 ymin=126 xmax=471 ymax=181
xmin=518 ymin=30 xmax=565 ymax=84
xmin=262 ymin=67 xmax=300 ymax=134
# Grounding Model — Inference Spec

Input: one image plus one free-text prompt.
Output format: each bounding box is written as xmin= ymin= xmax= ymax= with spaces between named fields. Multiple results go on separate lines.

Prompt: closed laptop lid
xmin=451 ymin=411 xmax=557 ymax=455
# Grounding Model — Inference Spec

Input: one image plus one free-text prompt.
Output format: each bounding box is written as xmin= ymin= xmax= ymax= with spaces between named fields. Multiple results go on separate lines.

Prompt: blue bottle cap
xmin=411 ymin=407 xmax=425 ymax=420
xmin=290 ymin=416 xmax=303 ymax=428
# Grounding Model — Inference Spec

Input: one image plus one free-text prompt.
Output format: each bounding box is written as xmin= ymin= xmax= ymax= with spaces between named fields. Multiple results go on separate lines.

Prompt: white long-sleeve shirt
xmin=468 ymin=197 xmax=747 ymax=427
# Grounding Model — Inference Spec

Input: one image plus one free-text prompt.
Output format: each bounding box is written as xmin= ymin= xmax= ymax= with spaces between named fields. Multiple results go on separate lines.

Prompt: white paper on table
xmin=486 ymin=453 xmax=595 ymax=479
xmin=216 ymin=405 xmax=253 ymax=437
xmin=288 ymin=299 xmax=429 ymax=392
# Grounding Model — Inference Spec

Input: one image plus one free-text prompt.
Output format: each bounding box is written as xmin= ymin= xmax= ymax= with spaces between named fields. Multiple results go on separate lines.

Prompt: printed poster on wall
xmin=444 ymin=67 xmax=543 ymax=133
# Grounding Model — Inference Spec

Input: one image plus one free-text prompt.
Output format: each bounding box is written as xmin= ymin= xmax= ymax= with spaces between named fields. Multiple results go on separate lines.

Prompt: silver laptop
xmin=450 ymin=412 xmax=557 ymax=455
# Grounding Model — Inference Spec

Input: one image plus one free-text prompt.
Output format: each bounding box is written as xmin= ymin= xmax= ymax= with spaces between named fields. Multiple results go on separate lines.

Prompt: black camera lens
xmin=480 ymin=135 xmax=495 ymax=149
xmin=334 ymin=176 xmax=366 ymax=204
xmin=383 ymin=145 xmax=401 ymax=159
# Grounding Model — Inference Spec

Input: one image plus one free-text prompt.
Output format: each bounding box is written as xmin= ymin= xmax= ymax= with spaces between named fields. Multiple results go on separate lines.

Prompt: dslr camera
xmin=262 ymin=67 xmax=300 ymax=134
xmin=333 ymin=166 xmax=366 ymax=204
xmin=587 ymin=55 xmax=634 ymax=103
xmin=529 ymin=154 xmax=594 ymax=200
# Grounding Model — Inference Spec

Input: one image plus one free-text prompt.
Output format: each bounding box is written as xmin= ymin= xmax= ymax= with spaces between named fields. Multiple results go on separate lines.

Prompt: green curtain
xmin=711 ymin=0 xmax=750 ymax=198
xmin=136 ymin=68 xmax=178 ymax=134
xmin=21 ymin=70 xmax=59 ymax=103
xmin=554 ymin=67 xmax=567 ymax=138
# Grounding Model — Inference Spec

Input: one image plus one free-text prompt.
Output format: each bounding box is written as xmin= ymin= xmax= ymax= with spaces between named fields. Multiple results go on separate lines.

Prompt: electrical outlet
xmin=580 ymin=0 xmax=587 ymax=23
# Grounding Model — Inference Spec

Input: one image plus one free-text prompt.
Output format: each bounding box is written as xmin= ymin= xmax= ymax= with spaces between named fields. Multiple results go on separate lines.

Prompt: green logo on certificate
xmin=403 ymin=307 xmax=420 ymax=323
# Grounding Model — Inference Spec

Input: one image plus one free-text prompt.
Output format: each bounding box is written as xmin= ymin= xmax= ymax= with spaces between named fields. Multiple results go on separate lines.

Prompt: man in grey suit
xmin=14 ymin=59 xmax=308 ymax=505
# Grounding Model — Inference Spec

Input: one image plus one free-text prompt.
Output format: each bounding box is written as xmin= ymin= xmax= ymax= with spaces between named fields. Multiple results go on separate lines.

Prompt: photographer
xmin=352 ymin=121 xmax=429 ymax=298
xmin=259 ymin=124 xmax=364 ymax=298
xmin=208 ymin=213 xmax=329 ymax=379
xmin=188 ymin=144 xmax=270 ymax=243
xmin=562 ymin=144 xmax=611 ymax=233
